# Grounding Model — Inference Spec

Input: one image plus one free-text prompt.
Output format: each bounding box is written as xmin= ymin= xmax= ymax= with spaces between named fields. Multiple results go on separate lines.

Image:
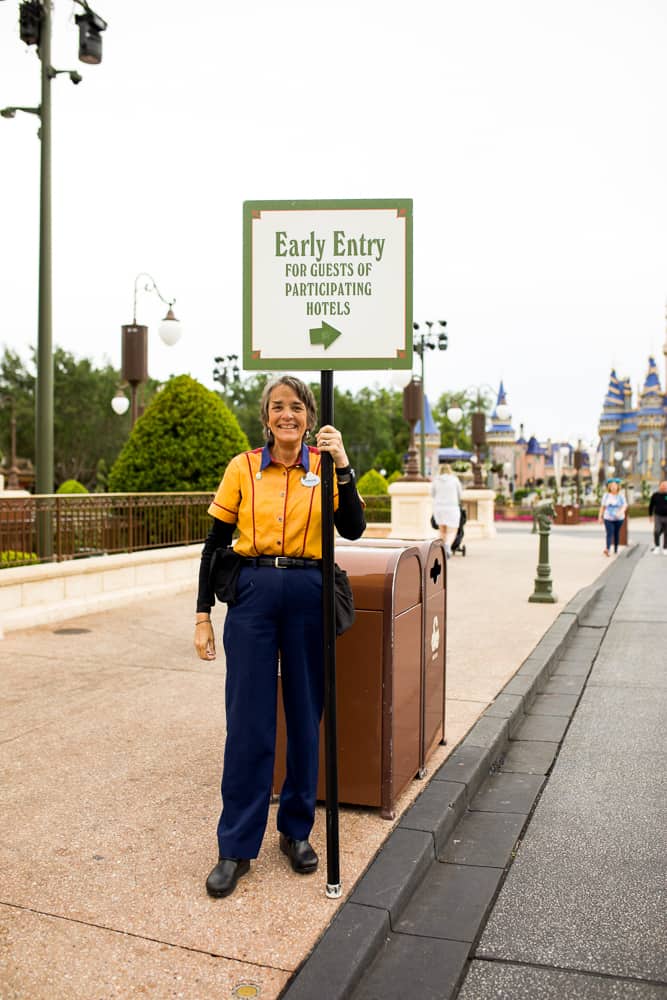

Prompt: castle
xmin=598 ymin=355 xmax=666 ymax=487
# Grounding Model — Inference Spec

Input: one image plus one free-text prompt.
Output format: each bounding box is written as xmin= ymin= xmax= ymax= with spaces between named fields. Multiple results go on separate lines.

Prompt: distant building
xmin=598 ymin=355 xmax=666 ymax=487
xmin=485 ymin=384 xmax=591 ymax=493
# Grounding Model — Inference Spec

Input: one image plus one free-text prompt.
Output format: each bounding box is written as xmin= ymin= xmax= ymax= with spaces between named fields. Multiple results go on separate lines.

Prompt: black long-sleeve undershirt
xmin=196 ymin=477 xmax=366 ymax=613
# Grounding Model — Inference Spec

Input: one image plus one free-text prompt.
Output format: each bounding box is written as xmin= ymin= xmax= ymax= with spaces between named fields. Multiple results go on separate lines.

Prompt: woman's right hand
xmin=194 ymin=620 xmax=216 ymax=661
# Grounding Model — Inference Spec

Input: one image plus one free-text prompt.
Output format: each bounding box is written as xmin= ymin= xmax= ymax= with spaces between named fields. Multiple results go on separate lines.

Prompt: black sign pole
xmin=320 ymin=368 xmax=341 ymax=897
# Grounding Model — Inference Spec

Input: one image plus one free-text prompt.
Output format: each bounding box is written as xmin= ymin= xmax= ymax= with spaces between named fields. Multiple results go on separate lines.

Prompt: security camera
xmin=69 ymin=71 xmax=82 ymax=84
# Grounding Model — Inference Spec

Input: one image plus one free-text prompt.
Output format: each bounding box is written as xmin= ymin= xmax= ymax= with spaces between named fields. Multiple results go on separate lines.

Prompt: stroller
xmin=450 ymin=505 xmax=467 ymax=557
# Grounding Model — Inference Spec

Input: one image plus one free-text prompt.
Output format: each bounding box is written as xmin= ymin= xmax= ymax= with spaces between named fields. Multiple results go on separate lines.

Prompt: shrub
xmin=386 ymin=470 xmax=403 ymax=486
xmin=56 ymin=479 xmax=88 ymax=494
xmin=356 ymin=469 xmax=388 ymax=495
xmin=108 ymin=375 xmax=249 ymax=492
xmin=0 ymin=550 xmax=39 ymax=568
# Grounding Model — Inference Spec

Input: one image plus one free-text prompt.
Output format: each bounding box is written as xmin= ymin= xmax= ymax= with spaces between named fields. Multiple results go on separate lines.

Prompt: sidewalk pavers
xmin=0 ymin=525 xmax=636 ymax=999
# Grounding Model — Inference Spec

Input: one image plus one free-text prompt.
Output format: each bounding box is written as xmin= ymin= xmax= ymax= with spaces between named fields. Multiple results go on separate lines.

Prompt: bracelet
xmin=195 ymin=618 xmax=211 ymax=625
xmin=335 ymin=465 xmax=352 ymax=478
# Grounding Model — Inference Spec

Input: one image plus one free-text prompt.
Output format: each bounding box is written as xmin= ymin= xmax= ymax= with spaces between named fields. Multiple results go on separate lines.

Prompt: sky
xmin=1 ymin=0 xmax=666 ymax=453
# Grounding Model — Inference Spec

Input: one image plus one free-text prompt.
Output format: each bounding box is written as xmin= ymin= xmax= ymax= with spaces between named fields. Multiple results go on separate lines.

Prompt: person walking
xmin=194 ymin=375 xmax=365 ymax=899
xmin=430 ymin=463 xmax=463 ymax=558
xmin=598 ymin=478 xmax=627 ymax=556
xmin=648 ymin=480 xmax=667 ymax=554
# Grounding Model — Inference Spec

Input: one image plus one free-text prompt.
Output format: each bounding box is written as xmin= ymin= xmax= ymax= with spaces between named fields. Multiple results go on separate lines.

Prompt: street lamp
xmin=2 ymin=0 xmax=108 ymax=497
xmin=413 ymin=320 xmax=448 ymax=476
xmin=110 ymin=389 xmax=130 ymax=416
xmin=213 ymin=354 xmax=241 ymax=394
xmin=401 ymin=376 xmax=425 ymax=481
xmin=118 ymin=273 xmax=182 ymax=426
xmin=573 ymin=440 xmax=583 ymax=506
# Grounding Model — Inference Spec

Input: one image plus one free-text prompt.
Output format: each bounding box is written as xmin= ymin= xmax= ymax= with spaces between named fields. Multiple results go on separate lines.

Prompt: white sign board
xmin=243 ymin=199 xmax=413 ymax=370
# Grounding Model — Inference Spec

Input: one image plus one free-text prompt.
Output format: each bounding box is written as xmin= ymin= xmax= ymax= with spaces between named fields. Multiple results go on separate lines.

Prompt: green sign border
xmin=242 ymin=198 xmax=413 ymax=371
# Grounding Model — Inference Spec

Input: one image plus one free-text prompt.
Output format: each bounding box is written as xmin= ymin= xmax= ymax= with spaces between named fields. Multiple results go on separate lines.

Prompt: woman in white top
xmin=430 ymin=463 xmax=463 ymax=557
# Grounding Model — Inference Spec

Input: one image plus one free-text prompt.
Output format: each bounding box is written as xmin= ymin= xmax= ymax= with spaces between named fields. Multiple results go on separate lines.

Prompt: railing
xmin=0 ymin=493 xmax=213 ymax=566
xmin=0 ymin=491 xmax=395 ymax=567
xmin=362 ymin=495 xmax=391 ymax=523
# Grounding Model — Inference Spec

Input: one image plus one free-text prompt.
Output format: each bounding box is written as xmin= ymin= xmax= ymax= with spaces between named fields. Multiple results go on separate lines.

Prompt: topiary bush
xmin=386 ymin=470 xmax=403 ymax=486
xmin=356 ymin=468 xmax=388 ymax=495
xmin=56 ymin=479 xmax=89 ymax=494
xmin=108 ymin=375 xmax=250 ymax=492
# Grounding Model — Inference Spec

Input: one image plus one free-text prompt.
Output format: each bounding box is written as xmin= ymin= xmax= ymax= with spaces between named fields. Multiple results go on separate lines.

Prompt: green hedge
xmin=357 ymin=469 xmax=388 ymax=495
xmin=0 ymin=551 xmax=39 ymax=568
xmin=57 ymin=479 xmax=89 ymax=494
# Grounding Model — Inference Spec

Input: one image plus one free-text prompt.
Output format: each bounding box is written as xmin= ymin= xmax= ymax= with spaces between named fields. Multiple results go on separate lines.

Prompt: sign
xmin=243 ymin=199 xmax=412 ymax=371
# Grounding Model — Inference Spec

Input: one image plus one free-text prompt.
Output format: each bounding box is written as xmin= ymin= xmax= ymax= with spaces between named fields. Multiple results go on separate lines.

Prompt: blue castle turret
xmin=598 ymin=351 xmax=667 ymax=485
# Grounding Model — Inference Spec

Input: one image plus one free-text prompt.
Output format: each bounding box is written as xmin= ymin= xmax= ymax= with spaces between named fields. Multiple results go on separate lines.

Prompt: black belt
xmin=244 ymin=556 xmax=321 ymax=569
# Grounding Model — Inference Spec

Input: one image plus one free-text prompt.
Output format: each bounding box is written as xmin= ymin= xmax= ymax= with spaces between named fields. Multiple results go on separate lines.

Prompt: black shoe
xmin=279 ymin=833 xmax=318 ymax=874
xmin=205 ymin=857 xmax=250 ymax=898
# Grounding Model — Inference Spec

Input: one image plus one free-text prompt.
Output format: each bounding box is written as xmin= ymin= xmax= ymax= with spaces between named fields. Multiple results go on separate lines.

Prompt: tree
xmin=108 ymin=374 xmax=249 ymax=492
xmin=0 ymin=345 xmax=160 ymax=491
xmin=433 ymin=388 xmax=494 ymax=451
xmin=310 ymin=383 xmax=408 ymax=477
xmin=51 ymin=348 xmax=160 ymax=488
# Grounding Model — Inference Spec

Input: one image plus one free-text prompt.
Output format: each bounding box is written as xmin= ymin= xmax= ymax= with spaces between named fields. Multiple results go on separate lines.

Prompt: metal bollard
xmin=529 ymin=500 xmax=557 ymax=603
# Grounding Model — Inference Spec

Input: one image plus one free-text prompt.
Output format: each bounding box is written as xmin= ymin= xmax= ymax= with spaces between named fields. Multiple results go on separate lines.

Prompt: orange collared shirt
xmin=208 ymin=442 xmax=338 ymax=559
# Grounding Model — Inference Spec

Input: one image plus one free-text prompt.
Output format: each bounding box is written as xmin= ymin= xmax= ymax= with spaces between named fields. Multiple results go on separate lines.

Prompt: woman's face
xmin=267 ymin=383 xmax=308 ymax=449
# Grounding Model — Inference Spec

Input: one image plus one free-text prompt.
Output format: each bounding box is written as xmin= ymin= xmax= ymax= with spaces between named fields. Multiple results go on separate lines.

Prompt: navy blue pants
xmin=604 ymin=518 xmax=622 ymax=552
xmin=217 ymin=564 xmax=324 ymax=859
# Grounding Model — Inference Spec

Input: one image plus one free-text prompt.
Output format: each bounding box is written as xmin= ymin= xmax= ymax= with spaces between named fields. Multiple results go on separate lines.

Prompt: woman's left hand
xmin=316 ymin=425 xmax=349 ymax=468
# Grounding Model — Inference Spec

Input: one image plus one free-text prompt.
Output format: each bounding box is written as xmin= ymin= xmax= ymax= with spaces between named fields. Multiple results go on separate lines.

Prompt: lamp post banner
xmin=243 ymin=199 xmax=413 ymax=371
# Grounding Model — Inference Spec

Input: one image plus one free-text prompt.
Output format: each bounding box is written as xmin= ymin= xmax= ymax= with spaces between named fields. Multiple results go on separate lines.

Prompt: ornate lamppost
xmin=116 ymin=273 xmax=182 ymax=426
xmin=401 ymin=376 xmax=427 ymax=481
xmin=413 ymin=320 xmax=448 ymax=476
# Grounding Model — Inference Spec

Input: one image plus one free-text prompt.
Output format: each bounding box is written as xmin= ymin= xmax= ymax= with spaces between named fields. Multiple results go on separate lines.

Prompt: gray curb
xmin=279 ymin=549 xmax=641 ymax=1000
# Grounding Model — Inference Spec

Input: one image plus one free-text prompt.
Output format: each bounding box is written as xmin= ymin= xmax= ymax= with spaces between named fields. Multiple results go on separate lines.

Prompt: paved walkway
xmin=0 ymin=521 xmax=660 ymax=999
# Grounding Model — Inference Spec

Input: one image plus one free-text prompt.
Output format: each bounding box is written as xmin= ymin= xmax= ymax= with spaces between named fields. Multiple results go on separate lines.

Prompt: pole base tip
xmin=326 ymin=882 xmax=342 ymax=898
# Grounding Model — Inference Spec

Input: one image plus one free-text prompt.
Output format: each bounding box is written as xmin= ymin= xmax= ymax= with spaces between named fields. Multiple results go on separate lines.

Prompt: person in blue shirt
xmin=597 ymin=479 xmax=627 ymax=556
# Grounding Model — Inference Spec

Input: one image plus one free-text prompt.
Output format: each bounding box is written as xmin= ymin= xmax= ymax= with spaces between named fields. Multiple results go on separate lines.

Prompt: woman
xmin=598 ymin=478 xmax=627 ymax=556
xmin=430 ymin=463 xmax=463 ymax=557
xmin=194 ymin=376 xmax=365 ymax=899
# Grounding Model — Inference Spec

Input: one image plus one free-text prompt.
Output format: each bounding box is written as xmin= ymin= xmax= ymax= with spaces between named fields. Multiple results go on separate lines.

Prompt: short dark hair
xmin=260 ymin=376 xmax=318 ymax=442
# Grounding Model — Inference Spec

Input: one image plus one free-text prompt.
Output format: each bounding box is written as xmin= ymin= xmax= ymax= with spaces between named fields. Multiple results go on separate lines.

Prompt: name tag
xmin=301 ymin=472 xmax=320 ymax=488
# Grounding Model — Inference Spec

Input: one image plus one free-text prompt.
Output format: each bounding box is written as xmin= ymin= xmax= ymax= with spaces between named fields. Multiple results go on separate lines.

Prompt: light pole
xmin=573 ymin=440 xmax=583 ymax=506
xmin=213 ymin=354 xmax=241 ymax=396
xmin=412 ymin=320 xmax=448 ymax=477
xmin=401 ymin=376 xmax=425 ymax=481
xmin=2 ymin=0 xmax=108 ymax=496
xmin=118 ymin=273 xmax=182 ymax=427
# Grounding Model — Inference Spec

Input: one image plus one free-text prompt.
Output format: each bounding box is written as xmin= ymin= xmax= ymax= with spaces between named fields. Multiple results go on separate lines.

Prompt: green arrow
xmin=309 ymin=321 xmax=342 ymax=349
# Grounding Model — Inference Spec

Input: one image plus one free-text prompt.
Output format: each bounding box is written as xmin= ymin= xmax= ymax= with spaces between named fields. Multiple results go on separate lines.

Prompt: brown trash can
xmin=335 ymin=536 xmax=448 ymax=772
xmin=421 ymin=538 xmax=447 ymax=767
xmin=619 ymin=515 xmax=628 ymax=546
xmin=273 ymin=544 xmax=423 ymax=819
